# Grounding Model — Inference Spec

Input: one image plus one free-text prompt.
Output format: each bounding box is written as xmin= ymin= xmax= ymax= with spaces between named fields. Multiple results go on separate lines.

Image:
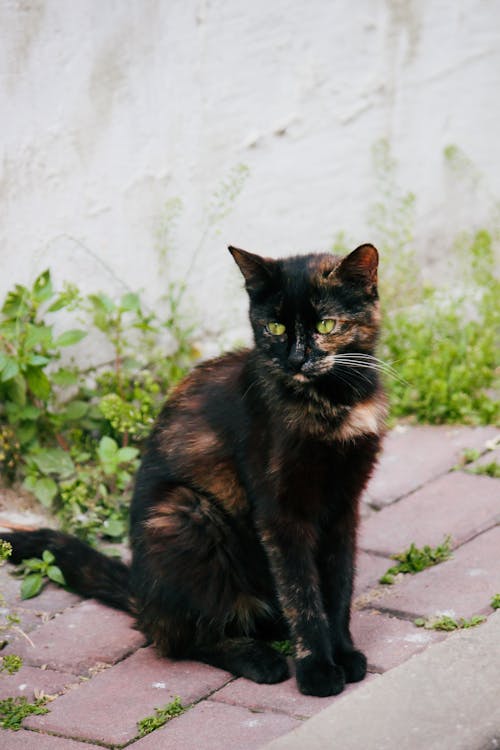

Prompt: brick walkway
xmin=0 ymin=425 xmax=498 ymax=749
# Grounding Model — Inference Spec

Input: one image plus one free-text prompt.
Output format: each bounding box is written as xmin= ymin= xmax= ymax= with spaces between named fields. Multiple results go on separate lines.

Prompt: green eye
xmin=266 ymin=322 xmax=286 ymax=336
xmin=316 ymin=319 xmax=336 ymax=334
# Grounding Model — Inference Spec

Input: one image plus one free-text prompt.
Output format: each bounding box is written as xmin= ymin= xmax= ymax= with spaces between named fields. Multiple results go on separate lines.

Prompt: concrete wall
xmin=2 ymin=0 xmax=499 ymax=351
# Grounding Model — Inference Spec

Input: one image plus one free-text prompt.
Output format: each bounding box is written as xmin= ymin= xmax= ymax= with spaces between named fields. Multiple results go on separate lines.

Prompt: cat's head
xmin=229 ymin=244 xmax=381 ymax=394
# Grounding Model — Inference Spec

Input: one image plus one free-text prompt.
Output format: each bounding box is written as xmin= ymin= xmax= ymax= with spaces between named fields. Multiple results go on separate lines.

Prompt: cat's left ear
xmin=228 ymin=246 xmax=276 ymax=294
xmin=337 ymin=244 xmax=378 ymax=288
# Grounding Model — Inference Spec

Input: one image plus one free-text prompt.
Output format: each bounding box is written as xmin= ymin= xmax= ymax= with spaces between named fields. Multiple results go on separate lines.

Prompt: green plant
xmin=0 ymin=696 xmax=49 ymax=730
xmin=350 ymin=141 xmax=500 ymax=426
xmin=136 ymin=697 xmax=185 ymax=737
xmin=271 ymin=640 xmax=294 ymax=656
xmin=17 ymin=550 xmax=66 ymax=600
xmin=0 ymin=267 xmax=196 ymax=545
xmin=380 ymin=536 xmax=453 ymax=585
xmin=0 ymin=540 xmax=23 ymax=674
xmin=491 ymin=594 xmax=500 ymax=610
xmin=414 ymin=614 xmax=486 ymax=631
xmin=0 ymin=655 xmax=23 ymax=675
xmin=467 ymin=460 xmax=500 ymax=478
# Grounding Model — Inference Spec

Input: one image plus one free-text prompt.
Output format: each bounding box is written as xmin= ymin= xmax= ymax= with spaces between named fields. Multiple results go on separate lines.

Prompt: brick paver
xmin=350 ymin=609 xmax=444 ymax=672
xmin=3 ymin=599 xmax=145 ymax=674
xmin=132 ymin=699 xmax=301 ymax=750
xmin=0 ymin=425 xmax=497 ymax=749
xmin=0 ymin=731 xmax=103 ymax=749
xmin=0 ymin=664 xmax=77 ymax=700
xmin=373 ymin=526 xmax=500 ymax=619
xmin=360 ymin=471 xmax=500 ymax=556
xmin=365 ymin=425 xmax=497 ymax=507
xmin=24 ymin=646 xmax=233 ymax=745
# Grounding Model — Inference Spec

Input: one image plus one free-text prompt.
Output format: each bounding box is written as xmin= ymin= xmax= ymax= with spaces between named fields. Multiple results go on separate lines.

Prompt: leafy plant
xmin=17 ymin=550 xmax=66 ymax=600
xmin=271 ymin=640 xmax=294 ymax=656
xmin=0 ymin=540 xmax=23 ymax=674
xmin=466 ymin=460 xmax=500 ymax=478
xmin=380 ymin=536 xmax=453 ymax=585
xmin=0 ymin=696 xmax=49 ymax=730
xmin=414 ymin=614 xmax=486 ymax=631
xmin=491 ymin=594 xmax=500 ymax=610
xmin=136 ymin=697 xmax=185 ymax=737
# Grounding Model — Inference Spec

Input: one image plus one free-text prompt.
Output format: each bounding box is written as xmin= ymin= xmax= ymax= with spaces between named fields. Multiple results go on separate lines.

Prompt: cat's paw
xmin=295 ymin=658 xmax=345 ymax=697
xmin=241 ymin=643 xmax=290 ymax=684
xmin=335 ymin=648 xmax=367 ymax=683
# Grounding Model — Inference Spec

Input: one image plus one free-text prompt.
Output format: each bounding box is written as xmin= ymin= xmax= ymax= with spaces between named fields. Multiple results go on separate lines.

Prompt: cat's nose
xmin=288 ymin=342 xmax=306 ymax=371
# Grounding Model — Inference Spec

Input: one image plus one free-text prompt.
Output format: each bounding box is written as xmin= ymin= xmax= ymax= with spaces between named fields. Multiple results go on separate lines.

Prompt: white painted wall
xmin=1 ymin=0 xmax=499 ymax=353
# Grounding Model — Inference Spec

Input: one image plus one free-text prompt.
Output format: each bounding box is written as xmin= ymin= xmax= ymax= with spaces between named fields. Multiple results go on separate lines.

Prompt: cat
xmin=3 ymin=243 xmax=387 ymax=697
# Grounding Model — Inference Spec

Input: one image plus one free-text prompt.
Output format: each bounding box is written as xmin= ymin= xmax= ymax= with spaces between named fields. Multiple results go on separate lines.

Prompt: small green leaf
xmin=21 ymin=558 xmax=44 ymax=571
xmin=33 ymin=270 xmax=53 ymax=303
xmin=21 ymin=574 xmax=44 ymax=599
xmin=414 ymin=618 xmax=426 ymax=627
xmin=51 ymin=368 xmax=79 ymax=387
xmin=31 ymin=448 xmax=75 ymax=478
xmin=120 ymin=292 xmax=141 ymax=312
xmin=27 ymin=354 xmax=50 ymax=367
xmin=55 ymin=329 xmax=87 ymax=347
xmin=5 ymin=374 xmax=27 ymax=406
xmin=25 ymin=324 xmax=53 ymax=350
xmin=0 ymin=357 xmax=19 ymax=382
xmin=33 ymin=477 xmax=58 ymax=507
xmin=47 ymin=565 xmax=65 ymax=586
xmin=25 ymin=367 xmax=51 ymax=401
xmin=63 ymin=400 xmax=88 ymax=420
xmin=103 ymin=519 xmax=126 ymax=538
xmin=98 ymin=436 xmax=119 ymax=460
xmin=42 ymin=550 xmax=55 ymax=565
xmin=117 ymin=446 xmax=139 ymax=464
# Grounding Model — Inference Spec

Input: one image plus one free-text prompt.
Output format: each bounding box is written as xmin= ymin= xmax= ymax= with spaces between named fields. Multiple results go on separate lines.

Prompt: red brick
xmin=3 ymin=599 xmax=145 ymax=674
xmin=350 ymin=609 xmax=444 ymax=672
xmin=0 ymin=665 xmax=77 ymax=700
xmin=24 ymin=645 xmax=233 ymax=745
xmin=0 ymin=731 xmax=103 ymax=749
xmin=374 ymin=526 xmax=500 ymax=619
xmin=365 ymin=425 xmax=497 ymax=507
xmin=0 ymin=567 xmax=81 ymax=614
xmin=354 ymin=551 xmax=393 ymax=597
xmin=133 ymin=699 xmax=301 ymax=750
xmin=360 ymin=472 xmax=500 ymax=556
xmin=210 ymin=673 xmax=375 ymax=719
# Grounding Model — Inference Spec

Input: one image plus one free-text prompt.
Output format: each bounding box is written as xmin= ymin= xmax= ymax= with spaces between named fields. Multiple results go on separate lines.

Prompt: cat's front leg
xmin=318 ymin=526 xmax=367 ymax=684
xmin=259 ymin=527 xmax=345 ymax=697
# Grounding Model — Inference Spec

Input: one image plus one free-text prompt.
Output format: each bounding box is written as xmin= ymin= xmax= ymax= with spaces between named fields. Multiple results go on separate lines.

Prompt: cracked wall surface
xmin=1 ymin=0 xmax=499 ymax=351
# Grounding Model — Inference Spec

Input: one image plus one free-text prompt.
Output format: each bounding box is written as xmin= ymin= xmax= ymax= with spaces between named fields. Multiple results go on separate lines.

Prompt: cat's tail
xmin=1 ymin=528 xmax=133 ymax=613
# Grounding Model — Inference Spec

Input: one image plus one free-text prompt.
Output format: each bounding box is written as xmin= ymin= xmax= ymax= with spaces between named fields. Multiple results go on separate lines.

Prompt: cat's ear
xmin=228 ymin=246 xmax=276 ymax=293
xmin=336 ymin=244 xmax=378 ymax=287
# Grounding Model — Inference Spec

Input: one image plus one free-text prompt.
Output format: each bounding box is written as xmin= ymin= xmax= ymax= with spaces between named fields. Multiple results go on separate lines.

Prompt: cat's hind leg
xmin=132 ymin=484 xmax=289 ymax=684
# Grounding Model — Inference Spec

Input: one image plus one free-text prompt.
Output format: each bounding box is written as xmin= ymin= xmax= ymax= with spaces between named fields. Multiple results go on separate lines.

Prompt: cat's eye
xmin=316 ymin=319 xmax=336 ymax=334
xmin=266 ymin=322 xmax=286 ymax=336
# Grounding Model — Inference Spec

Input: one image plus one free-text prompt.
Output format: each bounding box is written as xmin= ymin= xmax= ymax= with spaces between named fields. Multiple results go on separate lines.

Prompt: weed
xmin=0 ymin=655 xmax=23 ymax=675
xmin=491 ymin=594 xmax=500 ymax=610
xmin=16 ymin=550 xmax=65 ymax=600
xmin=136 ymin=696 xmax=185 ymax=737
xmin=271 ymin=640 xmax=294 ymax=656
xmin=414 ymin=614 xmax=486 ymax=631
xmin=466 ymin=461 xmax=500 ymax=478
xmin=379 ymin=536 xmax=452 ymax=585
xmin=0 ymin=696 xmax=49 ymax=730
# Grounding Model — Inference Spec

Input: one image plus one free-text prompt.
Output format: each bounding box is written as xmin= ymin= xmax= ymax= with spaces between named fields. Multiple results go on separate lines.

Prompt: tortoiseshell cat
xmin=4 ymin=244 xmax=386 ymax=697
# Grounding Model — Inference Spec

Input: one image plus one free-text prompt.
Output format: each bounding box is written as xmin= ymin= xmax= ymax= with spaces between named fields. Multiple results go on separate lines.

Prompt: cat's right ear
xmin=228 ymin=246 xmax=275 ymax=294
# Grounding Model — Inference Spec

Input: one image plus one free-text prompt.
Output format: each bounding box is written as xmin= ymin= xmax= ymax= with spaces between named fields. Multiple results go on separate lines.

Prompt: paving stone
xmin=360 ymin=471 xmax=500 ymax=556
xmin=211 ymin=673 xmax=375 ymax=719
xmin=24 ymin=645 xmax=233 ymax=745
xmin=354 ymin=551 xmax=392 ymax=596
xmin=373 ymin=526 xmax=500 ymax=619
xmin=0 ymin=731 xmax=103 ymax=749
xmin=0 ymin=566 xmax=81 ymax=615
xmin=133 ymin=699 xmax=301 ymax=750
xmin=365 ymin=425 xmax=498 ymax=507
xmin=0 ymin=664 xmax=77 ymax=700
xmin=350 ymin=609 xmax=444 ymax=672
xmin=3 ymin=599 xmax=145 ymax=674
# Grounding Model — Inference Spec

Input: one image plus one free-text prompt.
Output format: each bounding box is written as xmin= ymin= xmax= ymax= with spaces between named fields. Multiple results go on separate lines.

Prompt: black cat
xmin=4 ymin=244 xmax=386 ymax=697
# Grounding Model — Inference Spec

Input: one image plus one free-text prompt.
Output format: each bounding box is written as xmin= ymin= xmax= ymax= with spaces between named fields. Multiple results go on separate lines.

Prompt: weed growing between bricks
xmin=379 ymin=536 xmax=453 ymax=585
xmin=136 ymin=696 xmax=186 ymax=738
